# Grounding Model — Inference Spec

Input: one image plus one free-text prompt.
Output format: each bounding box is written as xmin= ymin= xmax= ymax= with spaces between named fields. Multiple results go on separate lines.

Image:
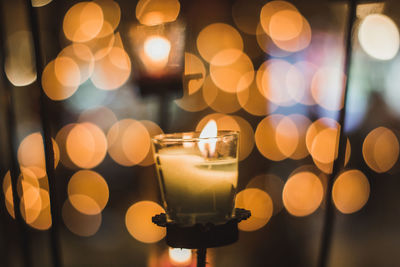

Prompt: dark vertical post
xmin=318 ymin=1 xmax=358 ymax=267
xmin=197 ymin=248 xmax=207 ymax=267
xmin=0 ymin=1 xmax=32 ymax=266
xmin=25 ymin=1 xmax=62 ymax=267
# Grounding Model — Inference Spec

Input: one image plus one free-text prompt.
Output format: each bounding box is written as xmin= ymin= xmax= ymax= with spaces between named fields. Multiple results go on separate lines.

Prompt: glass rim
xmin=152 ymin=130 xmax=239 ymax=143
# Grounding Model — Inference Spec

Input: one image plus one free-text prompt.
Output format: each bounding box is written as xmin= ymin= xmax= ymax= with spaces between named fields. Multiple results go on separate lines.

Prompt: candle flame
xmin=144 ymin=35 xmax=171 ymax=62
xmin=198 ymin=120 xmax=218 ymax=157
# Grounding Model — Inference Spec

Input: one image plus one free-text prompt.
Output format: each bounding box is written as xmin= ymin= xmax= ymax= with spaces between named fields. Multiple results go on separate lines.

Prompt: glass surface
xmin=152 ymin=131 xmax=239 ymax=226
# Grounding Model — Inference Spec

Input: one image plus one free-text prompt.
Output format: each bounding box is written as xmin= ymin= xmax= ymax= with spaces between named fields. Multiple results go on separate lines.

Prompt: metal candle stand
xmin=152 ymin=208 xmax=251 ymax=267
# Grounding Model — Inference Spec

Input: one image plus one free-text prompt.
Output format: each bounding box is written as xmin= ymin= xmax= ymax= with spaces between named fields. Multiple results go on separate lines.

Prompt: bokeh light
xmin=358 ymin=14 xmax=399 ymax=60
xmin=62 ymin=199 xmax=102 ymax=237
xmin=17 ymin=132 xmax=60 ymax=179
xmin=269 ymin=9 xmax=303 ymax=41
xmin=138 ymin=120 xmax=163 ymax=166
xmin=42 ymin=59 xmax=80 ymax=101
xmin=107 ymin=119 xmax=151 ymax=166
xmin=4 ymin=31 xmax=36 ymax=86
xmin=31 ymin=0 xmax=52 ymax=7
xmin=246 ymin=174 xmax=284 ymax=215
xmin=91 ymin=45 xmax=131 ymax=90
xmin=363 ymin=127 xmax=399 ymax=173
xmin=311 ymin=67 xmax=345 ymax=111
xmin=27 ymin=189 xmax=52 ymax=230
xmin=59 ymin=44 xmax=94 ymax=85
xmin=125 ymin=201 xmax=166 ymax=243
xmin=235 ymin=188 xmax=273 ymax=231
xmin=333 ymin=170 xmax=370 ymax=214
xmin=260 ymin=1 xmax=298 ymax=36
xmin=68 ymin=170 xmax=109 ymax=215
xmin=78 ymin=106 xmax=118 ymax=132
xmin=197 ymin=23 xmax=243 ymax=63
xmin=169 ymin=248 xmax=192 ymax=266
xmin=209 ymin=49 xmax=254 ymax=93
xmin=283 ymin=171 xmax=324 ymax=217
xmin=63 ymin=2 xmax=104 ymax=43
xmin=66 ymin=122 xmax=107 ymax=169
xmin=184 ymin=52 xmax=206 ymax=95
xmin=94 ymin=0 xmax=121 ymax=37
xmin=136 ymin=0 xmax=180 ymax=26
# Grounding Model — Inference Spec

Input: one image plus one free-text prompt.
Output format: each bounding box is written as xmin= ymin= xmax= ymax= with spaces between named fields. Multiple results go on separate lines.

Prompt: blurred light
xmin=237 ymin=78 xmax=277 ymax=116
xmin=256 ymin=23 xmax=291 ymax=57
xmin=62 ymin=199 xmax=101 ymax=237
xmin=356 ymin=3 xmax=385 ymax=18
xmin=272 ymin=16 xmax=311 ymax=52
xmin=174 ymin=90 xmax=208 ymax=112
xmin=235 ymin=188 xmax=273 ymax=231
xmin=5 ymin=31 xmax=36 ymax=86
xmin=256 ymin=114 xmax=301 ymax=161
xmin=169 ymin=248 xmax=192 ymax=266
xmin=358 ymin=14 xmax=399 ymax=60
xmin=184 ymin=52 xmax=206 ymax=95
xmin=68 ymin=170 xmax=109 ymax=215
xmin=283 ymin=171 xmax=323 ymax=217
xmin=197 ymin=23 xmax=243 ymax=63
xmin=138 ymin=120 xmax=163 ymax=166
xmin=63 ymin=2 xmax=104 ymax=43
xmin=246 ymin=174 xmax=284 ymax=215
xmin=94 ymin=0 xmax=121 ymax=37
xmin=288 ymin=114 xmax=311 ymax=160
xmin=136 ymin=0 xmax=180 ymax=26
xmin=333 ymin=170 xmax=370 ymax=214
xmin=202 ymin=76 xmax=242 ymax=114
xmin=66 ymin=122 xmax=107 ymax=169
xmin=125 ymin=201 xmax=166 ymax=243
xmin=311 ymin=67 xmax=345 ymax=111
xmin=31 ymin=0 xmax=52 ymax=7
xmin=91 ymin=46 xmax=131 ymax=90
xmin=269 ymin=10 xmax=303 ymax=41
xmin=17 ymin=132 xmax=60 ymax=179
xmin=288 ymin=61 xmax=317 ymax=106
xmin=260 ymin=1 xmax=298 ymax=36
xmin=209 ymin=49 xmax=254 ymax=93
xmin=54 ymin=56 xmax=81 ymax=87
xmin=59 ymin=44 xmax=94 ymax=85
xmin=27 ymin=189 xmax=51 ymax=230
xmin=142 ymin=35 xmax=171 ymax=71
xmin=56 ymin=124 xmax=79 ymax=169
xmin=42 ymin=59 xmax=79 ymax=100
xmin=257 ymin=59 xmax=297 ymax=107
xmin=363 ymin=127 xmax=399 ymax=173
xmin=107 ymin=119 xmax=151 ymax=166
xmin=78 ymin=106 xmax=118 ymax=132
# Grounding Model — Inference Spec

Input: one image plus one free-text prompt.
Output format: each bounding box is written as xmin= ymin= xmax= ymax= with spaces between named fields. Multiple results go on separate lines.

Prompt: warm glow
xmin=95 ymin=0 xmax=121 ymax=37
xmin=17 ymin=132 xmax=60 ymax=179
xmin=260 ymin=1 xmax=298 ymax=36
xmin=363 ymin=127 xmax=399 ymax=173
xmin=63 ymin=2 xmax=104 ymax=43
xmin=67 ymin=170 xmax=109 ymax=215
xmin=209 ymin=49 xmax=254 ymax=93
xmin=59 ymin=44 xmax=94 ymax=85
xmin=202 ymin=75 xmax=242 ymax=114
xmin=198 ymin=120 xmax=218 ymax=157
xmin=269 ymin=10 xmax=303 ymax=41
xmin=138 ymin=120 xmax=163 ymax=166
xmin=42 ymin=60 xmax=79 ymax=100
xmin=246 ymin=174 xmax=284 ymax=215
xmin=125 ymin=201 xmax=166 ymax=243
xmin=66 ymin=122 xmax=107 ymax=169
xmin=184 ymin=53 xmax=206 ymax=95
xmin=136 ymin=0 xmax=180 ymax=26
xmin=358 ymin=14 xmax=399 ymax=60
xmin=197 ymin=23 xmax=243 ymax=63
xmin=27 ymin=189 xmax=52 ymax=230
xmin=91 ymin=46 xmax=131 ymax=90
xmin=235 ymin=188 xmax=273 ymax=231
xmin=275 ymin=116 xmax=299 ymax=158
xmin=4 ymin=31 xmax=36 ymax=86
xmin=283 ymin=172 xmax=324 ymax=217
xmin=144 ymin=36 xmax=171 ymax=62
xmin=333 ymin=170 xmax=370 ymax=214
xmin=54 ymin=56 xmax=81 ymax=87
xmin=31 ymin=0 xmax=52 ymax=7
xmin=169 ymin=248 xmax=192 ymax=266
xmin=107 ymin=119 xmax=151 ymax=166
xmin=62 ymin=199 xmax=101 ymax=237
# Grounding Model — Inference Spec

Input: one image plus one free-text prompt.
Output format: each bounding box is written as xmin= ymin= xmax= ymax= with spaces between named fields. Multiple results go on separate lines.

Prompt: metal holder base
xmin=152 ymin=208 xmax=251 ymax=249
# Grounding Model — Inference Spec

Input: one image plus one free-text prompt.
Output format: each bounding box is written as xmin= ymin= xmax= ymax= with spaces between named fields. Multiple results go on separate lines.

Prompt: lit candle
xmin=142 ymin=35 xmax=171 ymax=73
xmin=152 ymin=120 xmax=239 ymax=226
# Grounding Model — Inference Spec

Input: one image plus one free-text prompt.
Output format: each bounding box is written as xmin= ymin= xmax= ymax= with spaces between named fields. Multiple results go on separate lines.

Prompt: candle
xmin=152 ymin=121 xmax=239 ymax=226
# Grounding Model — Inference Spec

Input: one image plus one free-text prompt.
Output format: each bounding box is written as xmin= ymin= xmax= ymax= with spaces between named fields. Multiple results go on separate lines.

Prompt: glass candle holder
xmin=152 ymin=131 xmax=239 ymax=226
